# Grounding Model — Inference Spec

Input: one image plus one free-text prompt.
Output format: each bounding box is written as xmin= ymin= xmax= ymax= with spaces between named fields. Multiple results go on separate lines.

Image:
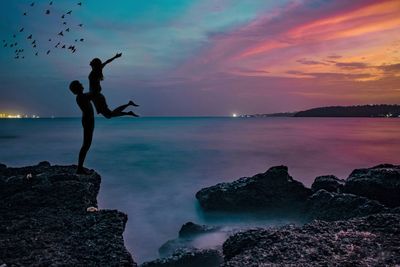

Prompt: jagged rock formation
xmin=305 ymin=189 xmax=388 ymax=221
xmin=311 ymin=175 xmax=345 ymax=193
xmin=158 ymin=222 xmax=223 ymax=258
xmin=0 ymin=162 xmax=136 ymax=266
xmin=196 ymin=166 xmax=311 ymax=212
xmin=222 ymin=213 xmax=400 ymax=266
xmin=141 ymin=248 xmax=222 ymax=267
xmin=344 ymin=164 xmax=400 ymax=207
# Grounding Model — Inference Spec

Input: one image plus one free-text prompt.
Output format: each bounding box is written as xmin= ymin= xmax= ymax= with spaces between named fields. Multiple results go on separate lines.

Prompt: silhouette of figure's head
xmin=90 ymin=58 xmax=102 ymax=69
xmin=69 ymin=80 xmax=84 ymax=95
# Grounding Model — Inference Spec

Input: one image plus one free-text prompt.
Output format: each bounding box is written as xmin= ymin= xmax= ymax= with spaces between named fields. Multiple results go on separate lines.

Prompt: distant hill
xmin=242 ymin=105 xmax=400 ymax=118
xmin=294 ymin=104 xmax=400 ymax=117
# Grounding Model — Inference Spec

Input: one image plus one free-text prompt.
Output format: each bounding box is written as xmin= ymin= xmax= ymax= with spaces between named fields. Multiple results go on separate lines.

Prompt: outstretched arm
xmin=102 ymin=53 xmax=122 ymax=68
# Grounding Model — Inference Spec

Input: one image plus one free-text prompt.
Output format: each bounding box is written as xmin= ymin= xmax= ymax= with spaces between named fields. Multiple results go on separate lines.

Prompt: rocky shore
xmin=0 ymin=162 xmax=136 ymax=266
xmin=222 ymin=212 xmax=400 ymax=266
xmin=2 ymin=162 xmax=400 ymax=266
xmin=144 ymin=164 xmax=400 ymax=266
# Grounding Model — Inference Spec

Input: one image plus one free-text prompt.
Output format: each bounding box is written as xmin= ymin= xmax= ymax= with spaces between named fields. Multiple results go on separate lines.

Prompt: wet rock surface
xmin=179 ymin=221 xmax=221 ymax=238
xmin=0 ymin=162 xmax=136 ymax=266
xmin=159 ymin=222 xmax=222 ymax=258
xmin=141 ymin=248 xmax=223 ymax=267
xmin=190 ymin=164 xmax=400 ymax=266
xmin=311 ymin=175 xmax=345 ymax=193
xmin=222 ymin=213 xmax=400 ymax=267
xmin=306 ymin=189 xmax=388 ymax=221
xmin=344 ymin=164 xmax=400 ymax=207
xmin=196 ymin=166 xmax=311 ymax=212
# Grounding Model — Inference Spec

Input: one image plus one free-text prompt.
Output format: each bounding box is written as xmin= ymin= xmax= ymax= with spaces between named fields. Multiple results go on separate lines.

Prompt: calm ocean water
xmin=1 ymin=117 xmax=399 ymax=262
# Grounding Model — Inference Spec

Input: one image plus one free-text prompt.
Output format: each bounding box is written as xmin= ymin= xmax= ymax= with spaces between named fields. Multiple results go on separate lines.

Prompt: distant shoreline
xmin=242 ymin=104 xmax=400 ymax=118
xmin=1 ymin=116 xmax=400 ymax=120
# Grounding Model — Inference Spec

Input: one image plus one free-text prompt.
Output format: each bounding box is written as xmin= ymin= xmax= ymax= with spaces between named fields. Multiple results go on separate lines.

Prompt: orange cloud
xmin=240 ymin=0 xmax=400 ymax=58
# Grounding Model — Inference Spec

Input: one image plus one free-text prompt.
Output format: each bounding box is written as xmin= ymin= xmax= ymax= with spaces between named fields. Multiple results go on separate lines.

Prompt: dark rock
xmin=196 ymin=166 xmax=311 ymax=212
xmin=0 ymin=163 xmax=6 ymax=170
xmin=141 ymin=248 xmax=223 ymax=267
xmin=392 ymin=207 xmax=400 ymax=213
xmin=222 ymin=213 xmax=400 ymax=266
xmin=344 ymin=164 xmax=400 ymax=207
xmin=159 ymin=222 xmax=222 ymax=257
xmin=311 ymin=175 xmax=344 ymax=193
xmin=305 ymin=189 xmax=388 ymax=221
xmin=38 ymin=161 xmax=51 ymax=167
xmin=179 ymin=222 xmax=220 ymax=238
xmin=159 ymin=239 xmax=196 ymax=258
xmin=0 ymin=163 xmax=136 ymax=266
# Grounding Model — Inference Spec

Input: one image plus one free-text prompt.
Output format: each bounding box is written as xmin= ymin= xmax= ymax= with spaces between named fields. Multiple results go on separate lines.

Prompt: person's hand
xmin=115 ymin=53 xmax=122 ymax=58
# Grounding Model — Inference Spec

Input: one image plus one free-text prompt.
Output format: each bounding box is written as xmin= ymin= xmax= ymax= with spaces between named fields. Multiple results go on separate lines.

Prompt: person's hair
xmin=69 ymin=80 xmax=82 ymax=95
xmin=90 ymin=58 xmax=104 ymax=80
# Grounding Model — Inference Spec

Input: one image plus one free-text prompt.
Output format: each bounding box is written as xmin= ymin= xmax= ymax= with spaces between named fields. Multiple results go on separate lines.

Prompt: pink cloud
xmin=167 ymin=0 xmax=400 ymax=113
xmin=175 ymin=0 xmax=399 ymax=78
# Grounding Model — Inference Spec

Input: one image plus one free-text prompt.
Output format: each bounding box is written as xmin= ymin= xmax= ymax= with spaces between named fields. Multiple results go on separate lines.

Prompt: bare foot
xmin=129 ymin=100 xmax=139 ymax=107
xmin=76 ymin=167 xmax=91 ymax=175
xmin=128 ymin=111 xmax=139 ymax=117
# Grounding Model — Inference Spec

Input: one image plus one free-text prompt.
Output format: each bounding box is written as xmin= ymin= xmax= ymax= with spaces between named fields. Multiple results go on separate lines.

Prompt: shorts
xmin=91 ymin=93 xmax=109 ymax=114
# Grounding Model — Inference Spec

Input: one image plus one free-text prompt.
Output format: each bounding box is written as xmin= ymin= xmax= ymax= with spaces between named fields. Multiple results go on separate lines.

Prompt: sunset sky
xmin=0 ymin=0 xmax=399 ymax=116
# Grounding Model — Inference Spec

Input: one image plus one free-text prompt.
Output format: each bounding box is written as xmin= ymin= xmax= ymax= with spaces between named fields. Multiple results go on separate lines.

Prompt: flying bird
xmin=58 ymin=31 xmax=64 ymax=36
xmin=27 ymin=34 xmax=32 ymax=39
xmin=55 ymin=42 xmax=60 ymax=48
xmin=19 ymin=28 xmax=24 ymax=32
xmin=63 ymin=22 xmax=67 ymax=25
xmin=80 ymin=38 xmax=84 ymax=42
xmin=23 ymin=12 xmax=27 ymax=16
xmin=35 ymin=52 xmax=38 ymax=56
xmin=33 ymin=44 xmax=37 ymax=48
xmin=4 ymin=44 xmax=7 ymax=47
xmin=78 ymin=24 xmax=83 ymax=27
xmin=31 ymin=2 xmax=35 ymax=7
xmin=48 ymin=38 xmax=52 ymax=41
xmin=78 ymin=2 xmax=82 ymax=6
xmin=13 ymin=34 xmax=16 ymax=38
xmin=32 ymin=40 xmax=36 ymax=45
xmin=66 ymin=11 xmax=72 ymax=15
xmin=49 ymin=1 xmax=53 ymax=5
xmin=66 ymin=28 xmax=70 ymax=32
xmin=47 ymin=50 xmax=50 ymax=55
xmin=62 ymin=45 xmax=66 ymax=49
xmin=46 ymin=10 xmax=50 ymax=15
xmin=61 ymin=15 xmax=65 ymax=19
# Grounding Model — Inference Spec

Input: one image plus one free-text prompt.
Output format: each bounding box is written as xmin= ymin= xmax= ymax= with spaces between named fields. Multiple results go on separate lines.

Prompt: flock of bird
xmin=2 ymin=1 xmax=85 ymax=59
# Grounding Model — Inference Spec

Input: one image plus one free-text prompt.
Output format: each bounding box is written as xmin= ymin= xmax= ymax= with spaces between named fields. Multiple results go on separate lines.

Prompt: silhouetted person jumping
xmin=69 ymin=80 xmax=94 ymax=175
xmin=89 ymin=52 xmax=139 ymax=118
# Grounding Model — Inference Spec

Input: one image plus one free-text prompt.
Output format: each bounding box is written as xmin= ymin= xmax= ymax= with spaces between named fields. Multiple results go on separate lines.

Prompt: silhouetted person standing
xmin=89 ymin=52 xmax=139 ymax=118
xmin=69 ymin=80 xmax=94 ymax=174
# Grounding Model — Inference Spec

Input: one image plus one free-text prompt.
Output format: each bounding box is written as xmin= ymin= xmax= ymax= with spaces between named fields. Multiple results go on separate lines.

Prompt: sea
xmin=1 ymin=117 xmax=399 ymax=263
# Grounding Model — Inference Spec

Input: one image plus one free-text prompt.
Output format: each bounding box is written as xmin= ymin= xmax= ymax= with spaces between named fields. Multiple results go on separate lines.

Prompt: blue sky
xmin=1 ymin=0 xmax=399 ymax=116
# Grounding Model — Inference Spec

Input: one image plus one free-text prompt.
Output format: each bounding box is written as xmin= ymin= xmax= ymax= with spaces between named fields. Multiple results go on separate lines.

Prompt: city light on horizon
xmin=0 ymin=113 xmax=40 ymax=119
